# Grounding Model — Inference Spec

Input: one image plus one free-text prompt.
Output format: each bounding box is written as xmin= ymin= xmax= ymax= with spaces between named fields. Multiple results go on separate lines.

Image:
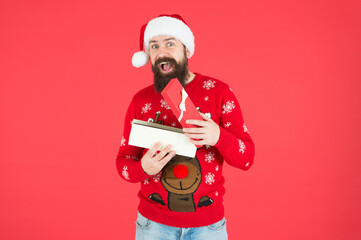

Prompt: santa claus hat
xmin=132 ymin=14 xmax=195 ymax=68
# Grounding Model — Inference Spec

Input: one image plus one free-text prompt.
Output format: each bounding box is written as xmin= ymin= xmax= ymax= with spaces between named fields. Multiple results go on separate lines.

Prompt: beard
xmin=152 ymin=50 xmax=189 ymax=93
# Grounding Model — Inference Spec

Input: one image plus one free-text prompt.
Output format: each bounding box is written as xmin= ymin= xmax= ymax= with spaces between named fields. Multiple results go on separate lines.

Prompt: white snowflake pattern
xmin=122 ymin=166 xmax=130 ymax=180
xmin=245 ymin=162 xmax=250 ymax=167
xmin=239 ymin=139 xmax=246 ymax=154
xmin=163 ymin=115 xmax=167 ymax=120
xmin=205 ymin=173 xmax=215 ymax=185
xmin=205 ymin=145 xmax=212 ymax=149
xmin=120 ymin=136 xmax=126 ymax=146
xmin=143 ymin=178 xmax=149 ymax=185
xmin=160 ymin=99 xmax=171 ymax=110
xmin=171 ymin=122 xmax=177 ymax=127
xmin=243 ymin=123 xmax=249 ymax=133
xmin=203 ymin=80 xmax=216 ymax=90
xmin=222 ymin=100 xmax=235 ymax=114
xmin=215 ymin=191 xmax=219 ymax=197
xmin=152 ymin=172 xmax=162 ymax=183
xmin=229 ymin=87 xmax=233 ymax=92
xmin=205 ymin=152 xmax=215 ymax=163
xmin=204 ymin=96 xmax=209 ymax=102
xmin=215 ymin=165 xmax=219 ymax=171
xmin=224 ymin=122 xmax=232 ymax=128
xmin=141 ymin=103 xmax=152 ymax=114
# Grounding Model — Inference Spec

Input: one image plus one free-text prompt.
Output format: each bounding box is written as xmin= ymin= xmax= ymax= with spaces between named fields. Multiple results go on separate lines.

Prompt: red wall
xmin=1 ymin=0 xmax=360 ymax=239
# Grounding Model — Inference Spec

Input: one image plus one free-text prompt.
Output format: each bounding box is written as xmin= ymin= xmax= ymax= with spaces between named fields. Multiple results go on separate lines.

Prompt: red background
xmin=1 ymin=0 xmax=360 ymax=239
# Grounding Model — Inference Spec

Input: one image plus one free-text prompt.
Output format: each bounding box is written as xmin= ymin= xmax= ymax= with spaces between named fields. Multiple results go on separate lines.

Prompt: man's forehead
xmin=149 ymin=35 xmax=179 ymax=43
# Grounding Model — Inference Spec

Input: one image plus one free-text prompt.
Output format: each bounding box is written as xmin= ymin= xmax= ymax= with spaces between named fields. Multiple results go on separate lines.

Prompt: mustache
xmin=154 ymin=57 xmax=177 ymax=67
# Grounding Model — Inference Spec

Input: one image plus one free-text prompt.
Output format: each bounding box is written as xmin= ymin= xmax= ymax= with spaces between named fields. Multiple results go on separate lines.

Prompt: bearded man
xmin=116 ymin=14 xmax=255 ymax=240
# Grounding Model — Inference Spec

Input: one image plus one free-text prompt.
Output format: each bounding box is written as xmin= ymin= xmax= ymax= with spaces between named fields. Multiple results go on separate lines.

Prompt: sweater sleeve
xmin=115 ymin=97 xmax=150 ymax=183
xmin=214 ymin=87 xmax=255 ymax=170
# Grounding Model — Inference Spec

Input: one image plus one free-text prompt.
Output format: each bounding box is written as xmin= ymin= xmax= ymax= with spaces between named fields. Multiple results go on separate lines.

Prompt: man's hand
xmin=141 ymin=142 xmax=176 ymax=176
xmin=183 ymin=112 xmax=220 ymax=146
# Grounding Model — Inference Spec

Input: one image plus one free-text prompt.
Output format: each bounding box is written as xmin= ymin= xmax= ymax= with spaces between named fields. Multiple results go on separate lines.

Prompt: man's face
xmin=148 ymin=35 xmax=191 ymax=92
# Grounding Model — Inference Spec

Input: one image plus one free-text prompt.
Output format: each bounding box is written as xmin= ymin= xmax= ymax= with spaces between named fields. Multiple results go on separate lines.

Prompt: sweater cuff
xmin=214 ymin=126 xmax=235 ymax=152
xmin=135 ymin=159 xmax=153 ymax=182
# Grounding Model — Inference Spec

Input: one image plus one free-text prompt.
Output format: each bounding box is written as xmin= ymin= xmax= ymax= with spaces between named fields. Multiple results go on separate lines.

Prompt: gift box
xmin=128 ymin=119 xmax=196 ymax=158
xmin=161 ymin=78 xmax=203 ymax=148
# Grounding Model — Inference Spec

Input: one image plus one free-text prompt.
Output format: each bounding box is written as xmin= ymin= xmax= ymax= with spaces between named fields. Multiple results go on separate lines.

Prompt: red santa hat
xmin=132 ymin=14 xmax=195 ymax=68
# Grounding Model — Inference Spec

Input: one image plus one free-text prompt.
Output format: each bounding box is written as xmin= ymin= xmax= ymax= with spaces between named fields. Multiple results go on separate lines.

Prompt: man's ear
xmin=186 ymin=49 xmax=191 ymax=59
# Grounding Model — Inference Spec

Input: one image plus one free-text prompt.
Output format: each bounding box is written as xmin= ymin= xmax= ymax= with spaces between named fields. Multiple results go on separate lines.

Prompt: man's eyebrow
xmin=164 ymin=37 xmax=176 ymax=41
xmin=149 ymin=38 xmax=176 ymax=44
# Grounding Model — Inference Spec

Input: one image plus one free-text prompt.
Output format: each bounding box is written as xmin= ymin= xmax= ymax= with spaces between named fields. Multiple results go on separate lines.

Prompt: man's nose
xmin=157 ymin=47 xmax=169 ymax=57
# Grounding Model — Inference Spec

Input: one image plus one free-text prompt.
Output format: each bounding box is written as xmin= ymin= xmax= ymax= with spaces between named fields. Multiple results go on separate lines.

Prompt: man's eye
xmin=167 ymin=42 xmax=174 ymax=47
xmin=151 ymin=44 xmax=158 ymax=49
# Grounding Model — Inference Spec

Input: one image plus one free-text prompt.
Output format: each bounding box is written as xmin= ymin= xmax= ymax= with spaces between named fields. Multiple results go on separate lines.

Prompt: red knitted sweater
xmin=116 ymin=73 xmax=255 ymax=228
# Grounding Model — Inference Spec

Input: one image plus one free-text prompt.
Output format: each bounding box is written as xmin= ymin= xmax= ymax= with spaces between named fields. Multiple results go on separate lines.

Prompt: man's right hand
xmin=141 ymin=142 xmax=176 ymax=176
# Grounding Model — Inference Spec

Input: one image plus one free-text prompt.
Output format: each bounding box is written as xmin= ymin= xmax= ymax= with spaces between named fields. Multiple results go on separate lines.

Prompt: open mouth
xmin=159 ymin=62 xmax=174 ymax=73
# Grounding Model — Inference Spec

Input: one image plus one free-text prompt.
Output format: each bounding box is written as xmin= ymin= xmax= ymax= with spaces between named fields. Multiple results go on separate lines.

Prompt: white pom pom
xmin=132 ymin=51 xmax=149 ymax=68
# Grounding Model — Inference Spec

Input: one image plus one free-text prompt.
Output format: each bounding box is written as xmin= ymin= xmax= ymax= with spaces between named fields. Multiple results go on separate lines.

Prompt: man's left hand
xmin=183 ymin=112 xmax=220 ymax=146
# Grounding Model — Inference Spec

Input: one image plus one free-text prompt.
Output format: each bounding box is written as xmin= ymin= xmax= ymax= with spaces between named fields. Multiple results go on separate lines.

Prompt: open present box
xmin=128 ymin=78 xmax=203 ymax=157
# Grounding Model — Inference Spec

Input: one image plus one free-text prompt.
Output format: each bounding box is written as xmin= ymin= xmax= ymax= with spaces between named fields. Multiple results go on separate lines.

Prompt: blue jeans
xmin=135 ymin=212 xmax=228 ymax=240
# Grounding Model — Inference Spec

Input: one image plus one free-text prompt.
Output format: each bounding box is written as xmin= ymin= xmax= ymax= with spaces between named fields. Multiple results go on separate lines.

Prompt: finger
xmin=146 ymin=142 xmax=162 ymax=157
xmin=185 ymin=133 xmax=206 ymax=139
xmin=159 ymin=150 xmax=176 ymax=166
xmin=153 ymin=144 xmax=173 ymax=161
xmin=183 ymin=127 xmax=205 ymax=134
xmin=186 ymin=119 xmax=208 ymax=127
xmin=200 ymin=112 xmax=216 ymax=124
xmin=199 ymin=112 xmax=211 ymax=121
xmin=188 ymin=138 xmax=206 ymax=146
